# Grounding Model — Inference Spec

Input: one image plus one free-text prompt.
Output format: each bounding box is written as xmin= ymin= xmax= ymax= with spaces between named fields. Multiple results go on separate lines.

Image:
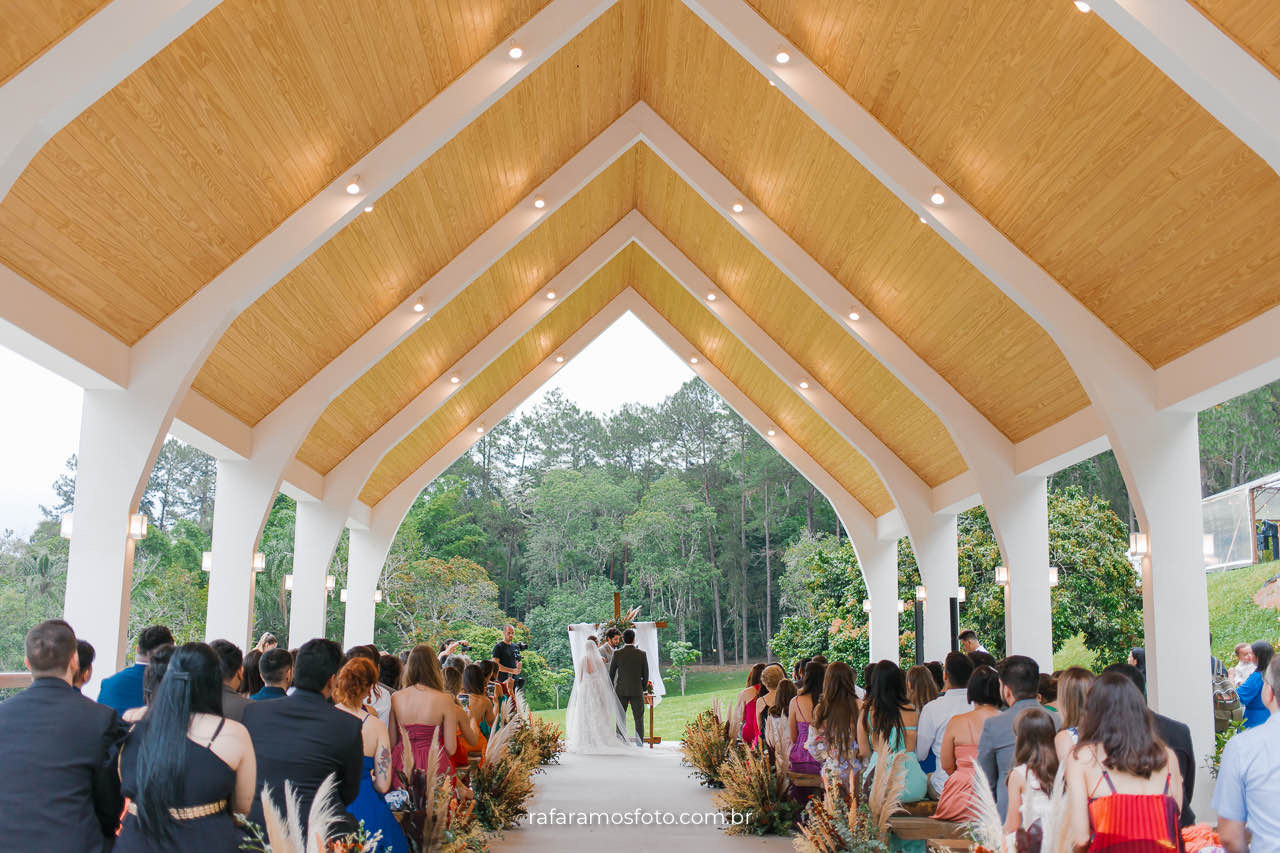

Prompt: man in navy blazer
xmin=96 ymin=624 xmax=172 ymax=714
xmin=0 ymin=619 xmax=127 ymax=851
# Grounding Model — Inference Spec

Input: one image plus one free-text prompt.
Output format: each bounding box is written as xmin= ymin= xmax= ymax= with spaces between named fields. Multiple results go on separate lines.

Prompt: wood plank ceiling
xmin=3 ymin=0 xmax=1280 ymax=518
xmin=0 ymin=0 xmax=107 ymax=84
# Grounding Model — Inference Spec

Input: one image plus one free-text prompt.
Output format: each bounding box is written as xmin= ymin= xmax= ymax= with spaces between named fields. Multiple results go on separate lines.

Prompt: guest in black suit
xmin=1104 ymin=663 xmax=1196 ymax=825
xmin=0 ymin=619 xmax=126 ymax=852
xmin=250 ymin=648 xmax=293 ymax=701
xmin=210 ymin=639 xmax=250 ymax=722
xmin=241 ymin=638 xmax=363 ymax=835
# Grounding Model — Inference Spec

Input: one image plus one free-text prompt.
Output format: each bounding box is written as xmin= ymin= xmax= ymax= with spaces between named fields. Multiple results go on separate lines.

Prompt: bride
xmin=565 ymin=629 xmax=633 ymax=753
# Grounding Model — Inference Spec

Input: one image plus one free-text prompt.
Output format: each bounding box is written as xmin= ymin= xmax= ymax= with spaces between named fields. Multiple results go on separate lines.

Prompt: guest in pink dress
xmin=935 ymin=666 xmax=1002 ymax=821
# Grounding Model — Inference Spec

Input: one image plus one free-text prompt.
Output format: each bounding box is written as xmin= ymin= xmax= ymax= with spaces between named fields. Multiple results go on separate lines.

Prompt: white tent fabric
xmin=567 ymin=621 xmax=666 ymax=705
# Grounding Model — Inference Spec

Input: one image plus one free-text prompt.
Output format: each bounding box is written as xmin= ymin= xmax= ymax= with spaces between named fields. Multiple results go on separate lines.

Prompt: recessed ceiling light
xmin=731 ymin=202 xmax=744 ymax=214
xmin=929 ymin=188 xmax=946 ymax=206
xmin=767 ymin=428 xmax=776 ymax=436
xmin=706 ymin=292 xmax=717 ymax=302
xmin=508 ymin=45 xmax=524 ymax=59
xmin=476 ymin=425 xmax=485 ymax=434
xmin=798 ymin=380 xmax=810 ymax=389
xmin=412 ymin=301 xmax=425 ymax=313
xmin=775 ymin=50 xmax=790 ymax=64
xmin=1073 ymin=1 xmax=1091 ymax=12
xmin=533 ymin=197 xmax=546 ymax=209
xmin=345 ymin=177 xmax=361 ymax=195
xmin=450 ymin=375 xmax=460 ymax=384
xmin=555 ymin=355 xmax=565 ymax=363
xmin=689 ymin=356 xmax=699 ymax=364
xmin=546 ymin=291 xmax=557 ymax=300
xmin=363 ymin=204 xmax=374 ymax=213
xmin=768 ymin=79 xmax=776 ymax=87
xmin=847 ymin=311 xmax=860 ymax=321
xmin=918 ymin=215 xmax=927 ymax=224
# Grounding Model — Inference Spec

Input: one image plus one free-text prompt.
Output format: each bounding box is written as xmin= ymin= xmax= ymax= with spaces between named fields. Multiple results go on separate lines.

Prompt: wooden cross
xmin=614 ymin=592 xmax=668 ymax=629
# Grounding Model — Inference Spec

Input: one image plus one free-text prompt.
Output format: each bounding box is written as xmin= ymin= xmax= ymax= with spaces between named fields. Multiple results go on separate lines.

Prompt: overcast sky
xmin=0 ymin=311 xmax=693 ymax=537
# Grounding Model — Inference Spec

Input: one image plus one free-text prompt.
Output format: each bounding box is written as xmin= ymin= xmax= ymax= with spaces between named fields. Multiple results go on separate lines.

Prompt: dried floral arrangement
xmin=511 ymin=715 xmax=565 ymax=767
xmin=681 ymin=698 xmax=740 ymax=788
xmin=714 ymin=740 xmax=799 ymax=835
xmin=239 ymin=774 xmax=382 ymax=853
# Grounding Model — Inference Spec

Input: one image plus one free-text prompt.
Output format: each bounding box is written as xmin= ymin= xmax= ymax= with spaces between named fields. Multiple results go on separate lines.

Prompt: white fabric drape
xmin=567 ymin=621 xmax=667 ymax=705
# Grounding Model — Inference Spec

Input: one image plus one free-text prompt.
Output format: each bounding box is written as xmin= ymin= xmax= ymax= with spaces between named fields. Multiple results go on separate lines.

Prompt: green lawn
xmin=533 ymin=667 xmax=750 ymax=742
xmin=1208 ymin=560 xmax=1280 ymax=662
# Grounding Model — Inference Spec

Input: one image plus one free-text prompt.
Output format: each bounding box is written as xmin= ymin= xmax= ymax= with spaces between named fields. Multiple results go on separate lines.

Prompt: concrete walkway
xmin=490 ymin=743 xmax=796 ymax=853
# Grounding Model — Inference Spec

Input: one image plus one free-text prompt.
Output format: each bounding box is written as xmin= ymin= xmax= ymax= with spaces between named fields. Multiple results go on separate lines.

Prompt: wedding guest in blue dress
xmin=1238 ymin=641 xmax=1274 ymax=728
xmin=116 ymin=642 xmax=256 ymax=853
xmin=334 ymin=657 xmax=408 ymax=852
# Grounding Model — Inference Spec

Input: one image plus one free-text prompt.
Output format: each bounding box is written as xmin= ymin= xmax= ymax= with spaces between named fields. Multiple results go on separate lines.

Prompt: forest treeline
xmin=3 ymin=376 xmax=1278 ymax=695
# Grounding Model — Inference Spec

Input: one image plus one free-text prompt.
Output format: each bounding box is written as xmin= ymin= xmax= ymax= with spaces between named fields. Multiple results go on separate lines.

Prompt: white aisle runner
xmin=489 ymin=742 xmax=793 ymax=853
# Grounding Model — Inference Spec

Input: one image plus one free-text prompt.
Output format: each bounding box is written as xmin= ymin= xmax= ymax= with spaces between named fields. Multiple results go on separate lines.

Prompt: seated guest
xmin=346 ymin=645 xmax=391 ymax=719
xmin=1003 ymin=708 xmax=1057 ymax=843
xmin=241 ymin=638 xmax=363 ymax=835
xmin=754 ymin=664 xmax=787 ymax=745
xmin=389 ymin=644 xmax=476 ymax=780
xmin=443 ymin=666 xmax=463 ymax=698
xmin=1214 ymin=654 xmax=1280 ymax=853
xmin=332 ymin=658 xmax=408 ymax=852
xmin=1052 ymin=666 xmax=1095 ymax=761
xmin=907 ymin=664 xmax=939 ymax=713
xmin=959 ymin=630 xmax=988 ymax=654
xmin=99 ymin=624 xmax=173 ymax=714
xmin=210 ymin=639 xmax=250 ymax=722
xmin=1238 ymin=641 xmax=1274 ymax=729
xmin=1063 ymin=672 xmax=1183 ymax=849
xmin=0 ymin=619 xmax=127 ymax=851
xmin=1038 ymin=673 xmax=1058 ymax=712
xmin=251 ymin=648 xmax=293 ymax=700
xmin=977 ymin=655 xmax=1058 ymax=821
xmin=462 ymin=663 xmax=497 ymax=741
xmin=379 ymin=653 xmax=403 ymax=693
xmin=1104 ymin=662 xmax=1197 ymax=825
xmin=116 ymin=643 xmax=255 ymax=852
xmin=926 ymin=661 xmax=945 ymax=693
xmin=240 ymin=649 xmax=264 ymax=697
xmin=857 ymin=661 xmax=927 ymax=802
xmin=253 ymin=632 xmax=277 ymax=654
xmin=915 ymin=651 xmax=974 ymax=796
xmin=730 ymin=663 xmax=766 ymax=744
xmin=1228 ymin=642 xmax=1256 ymax=686
xmin=124 ymin=643 xmax=175 ymax=724
xmin=788 ymin=660 xmax=826 ymax=800
xmin=74 ymin=638 xmax=95 ymax=691
xmin=763 ymin=678 xmax=798 ymax=764
xmin=935 ymin=666 xmax=1002 ymax=821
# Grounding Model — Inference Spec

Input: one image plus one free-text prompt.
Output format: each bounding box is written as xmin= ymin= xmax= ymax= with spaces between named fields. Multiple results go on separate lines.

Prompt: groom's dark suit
xmin=609 ymin=643 xmax=649 ymax=743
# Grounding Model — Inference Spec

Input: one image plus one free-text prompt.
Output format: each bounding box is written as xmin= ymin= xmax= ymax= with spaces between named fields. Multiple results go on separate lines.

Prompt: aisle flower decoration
xmin=681 ymin=698 xmax=740 ymax=788
xmin=793 ymin=766 xmax=887 ymax=853
xmin=714 ymin=740 xmax=798 ymax=835
xmin=239 ymin=774 xmax=382 ymax=853
xmin=511 ymin=715 xmax=565 ymax=766
xmin=392 ymin=726 xmax=486 ymax=853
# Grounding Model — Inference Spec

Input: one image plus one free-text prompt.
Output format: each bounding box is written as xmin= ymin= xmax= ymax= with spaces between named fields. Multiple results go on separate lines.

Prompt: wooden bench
xmin=885 ymin=816 xmax=966 ymax=841
xmin=900 ymin=800 xmax=938 ymax=817
xmin=787 ymin=771 xmax=823 ymax=789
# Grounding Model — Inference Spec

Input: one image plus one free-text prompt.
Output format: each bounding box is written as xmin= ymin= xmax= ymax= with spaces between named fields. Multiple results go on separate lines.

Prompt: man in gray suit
xmin=609 ymin=628 xmax=649 ymax=745
xmin=598 ymin=627 xmax=622 ymax=667
xmin=977 ymin=655 xmax=1059 ymax=821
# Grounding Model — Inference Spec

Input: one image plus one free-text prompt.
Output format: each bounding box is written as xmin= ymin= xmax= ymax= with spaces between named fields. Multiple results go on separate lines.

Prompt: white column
xmin=204 ymin=459 xmax=279 ymax=647
xmin=912 ymin=515 xmax=959 ymax=662
xmin=987 ymin=475 xmax=1053 ymax=668
xmin=857 ymin=535 xmax=901 ymax=665
xmin=344 ymin=527 xmax=394 ymax=648
xmin=63 ymin=390 xmax=167 ymax=695
xmin=288 ymin=499 xmax=346 ymax=647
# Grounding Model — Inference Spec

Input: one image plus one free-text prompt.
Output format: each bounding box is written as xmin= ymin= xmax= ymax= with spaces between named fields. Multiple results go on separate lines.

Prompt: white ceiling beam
xmin=318 ymin=219 xmax=638 ymax=522
xmin=1156 ymin=302 xmax=1280 ymax=413
xmin=0 ymin=264 xmax=129 ymax=389
xmin=0 ymin=0 xmax=222 ymax=200
xmin=1090 ymin=0 xmax=1280 ymax=175
xmin=632 ymin=217 xmax=941 ymax=532
xmin=681 ymin=0 xmax=1154 ymax=396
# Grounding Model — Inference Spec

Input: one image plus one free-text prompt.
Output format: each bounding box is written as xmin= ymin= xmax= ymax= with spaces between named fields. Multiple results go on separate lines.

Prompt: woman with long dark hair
xmin=239 ymin=649 xmax=264 ymax=697
xmin=116 ymin=643 xmax=255 ymax=852
xmin=1004 ymin=708 xmax=1059 ymax=846
xmin=731 ymin=663 xmax=767 ymax=744
xmin=1053 ymin=667 xmax=1096 ymax=761
xmin=389 ymin=644 xmax=477 ymax=783
xmin=934 ymin=666 xmax=1002 ymax=821
xmin=857 ymin=660 xmax=927 ymax=802
xmin=810 ymin=662 xmax=864 ymax=788
xmin=1064 ymin=672 xmax=1183 ymax=850
xmin=1237 ymin=641 xmax=1274 ymax=728
xmin=788 ymin=659 xmax=827 ymax=780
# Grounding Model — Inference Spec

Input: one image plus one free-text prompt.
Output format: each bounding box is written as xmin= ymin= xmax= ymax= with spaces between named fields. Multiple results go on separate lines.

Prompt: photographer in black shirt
xmin=491 ymin=624 xmax=526 ymax=686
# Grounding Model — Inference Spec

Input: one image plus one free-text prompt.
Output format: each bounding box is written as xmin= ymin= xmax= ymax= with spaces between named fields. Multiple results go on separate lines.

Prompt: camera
xmin=513 ymin=642 xmax=528 ymax=652
xmin=510 ymin=642 xmax=528 ymax=688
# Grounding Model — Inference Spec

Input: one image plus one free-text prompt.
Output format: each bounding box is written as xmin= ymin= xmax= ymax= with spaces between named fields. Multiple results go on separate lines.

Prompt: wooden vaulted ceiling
xmin=3 ymin=0 xmax=1280 ymax=519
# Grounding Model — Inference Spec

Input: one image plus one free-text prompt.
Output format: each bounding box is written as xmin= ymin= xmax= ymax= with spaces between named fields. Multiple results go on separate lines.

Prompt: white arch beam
xmin=632 ymin=218 xmax=959 ymax=659
xmin=0 ymin=0 xmax=222 ymax=200
xmin=687 ymin=0 xmax=1209 ymax=783
xmin=1090 ymin=0 xmax=1280 ymax=175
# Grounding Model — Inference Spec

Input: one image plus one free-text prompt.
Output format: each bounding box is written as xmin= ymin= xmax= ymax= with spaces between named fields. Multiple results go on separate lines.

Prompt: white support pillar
xmin=344 ymin=527 xmax=395 ymax=648
xmin=912 ymin=515 xmax=959 ymax=663
xmin=204 ymin=459 xmax=280 ymax=648
xmin=857 ymin=534 xmax=901 ymax=666
xmin=63 ymin=389 xmax=168 ymax=695
xmin=985 ymin=476 xmax=1053 ymax=668
xmin=288 ymin=499 xmax=347 ymax=647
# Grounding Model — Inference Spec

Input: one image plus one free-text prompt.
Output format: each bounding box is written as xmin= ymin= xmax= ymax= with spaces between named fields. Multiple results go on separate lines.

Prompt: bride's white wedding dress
xmin=565 ymin=633 xmax=634 ymax=754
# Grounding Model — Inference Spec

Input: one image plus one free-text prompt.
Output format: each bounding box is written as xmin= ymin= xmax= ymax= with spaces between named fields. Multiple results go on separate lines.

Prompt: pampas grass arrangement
xmin=240 ymin=774 xmax=381 ymax=853
xmin=793 ymin=766 xmax=889 ymax=853
xmin=681 ymin=699 xmax=739 ymax=788
xmin=961 ymin=763 xmax=1004 ymax=853
xmin=866 ymin=743 xmax=908 ymax=839
xmin=393 ymin=724 xmax=486 ymax=853
xmin=469 ymin=752 xmax=536 ymax=832
xmin=714 ymin=741 xmax=799 ymax=835
xmin=511 ymin=715 xmax=565 ymax=767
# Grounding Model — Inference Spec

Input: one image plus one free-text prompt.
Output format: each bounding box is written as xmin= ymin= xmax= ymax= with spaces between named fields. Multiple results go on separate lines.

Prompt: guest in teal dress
xmin=858 ymin=660 xmax=928 ymax=804
xmin=333 ymin=658 xmax=408 ymax=852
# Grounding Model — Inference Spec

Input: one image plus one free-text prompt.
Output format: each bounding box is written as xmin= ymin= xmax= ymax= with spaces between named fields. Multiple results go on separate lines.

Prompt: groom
xmin=608 ymin=628 xmax=649 ymax=746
